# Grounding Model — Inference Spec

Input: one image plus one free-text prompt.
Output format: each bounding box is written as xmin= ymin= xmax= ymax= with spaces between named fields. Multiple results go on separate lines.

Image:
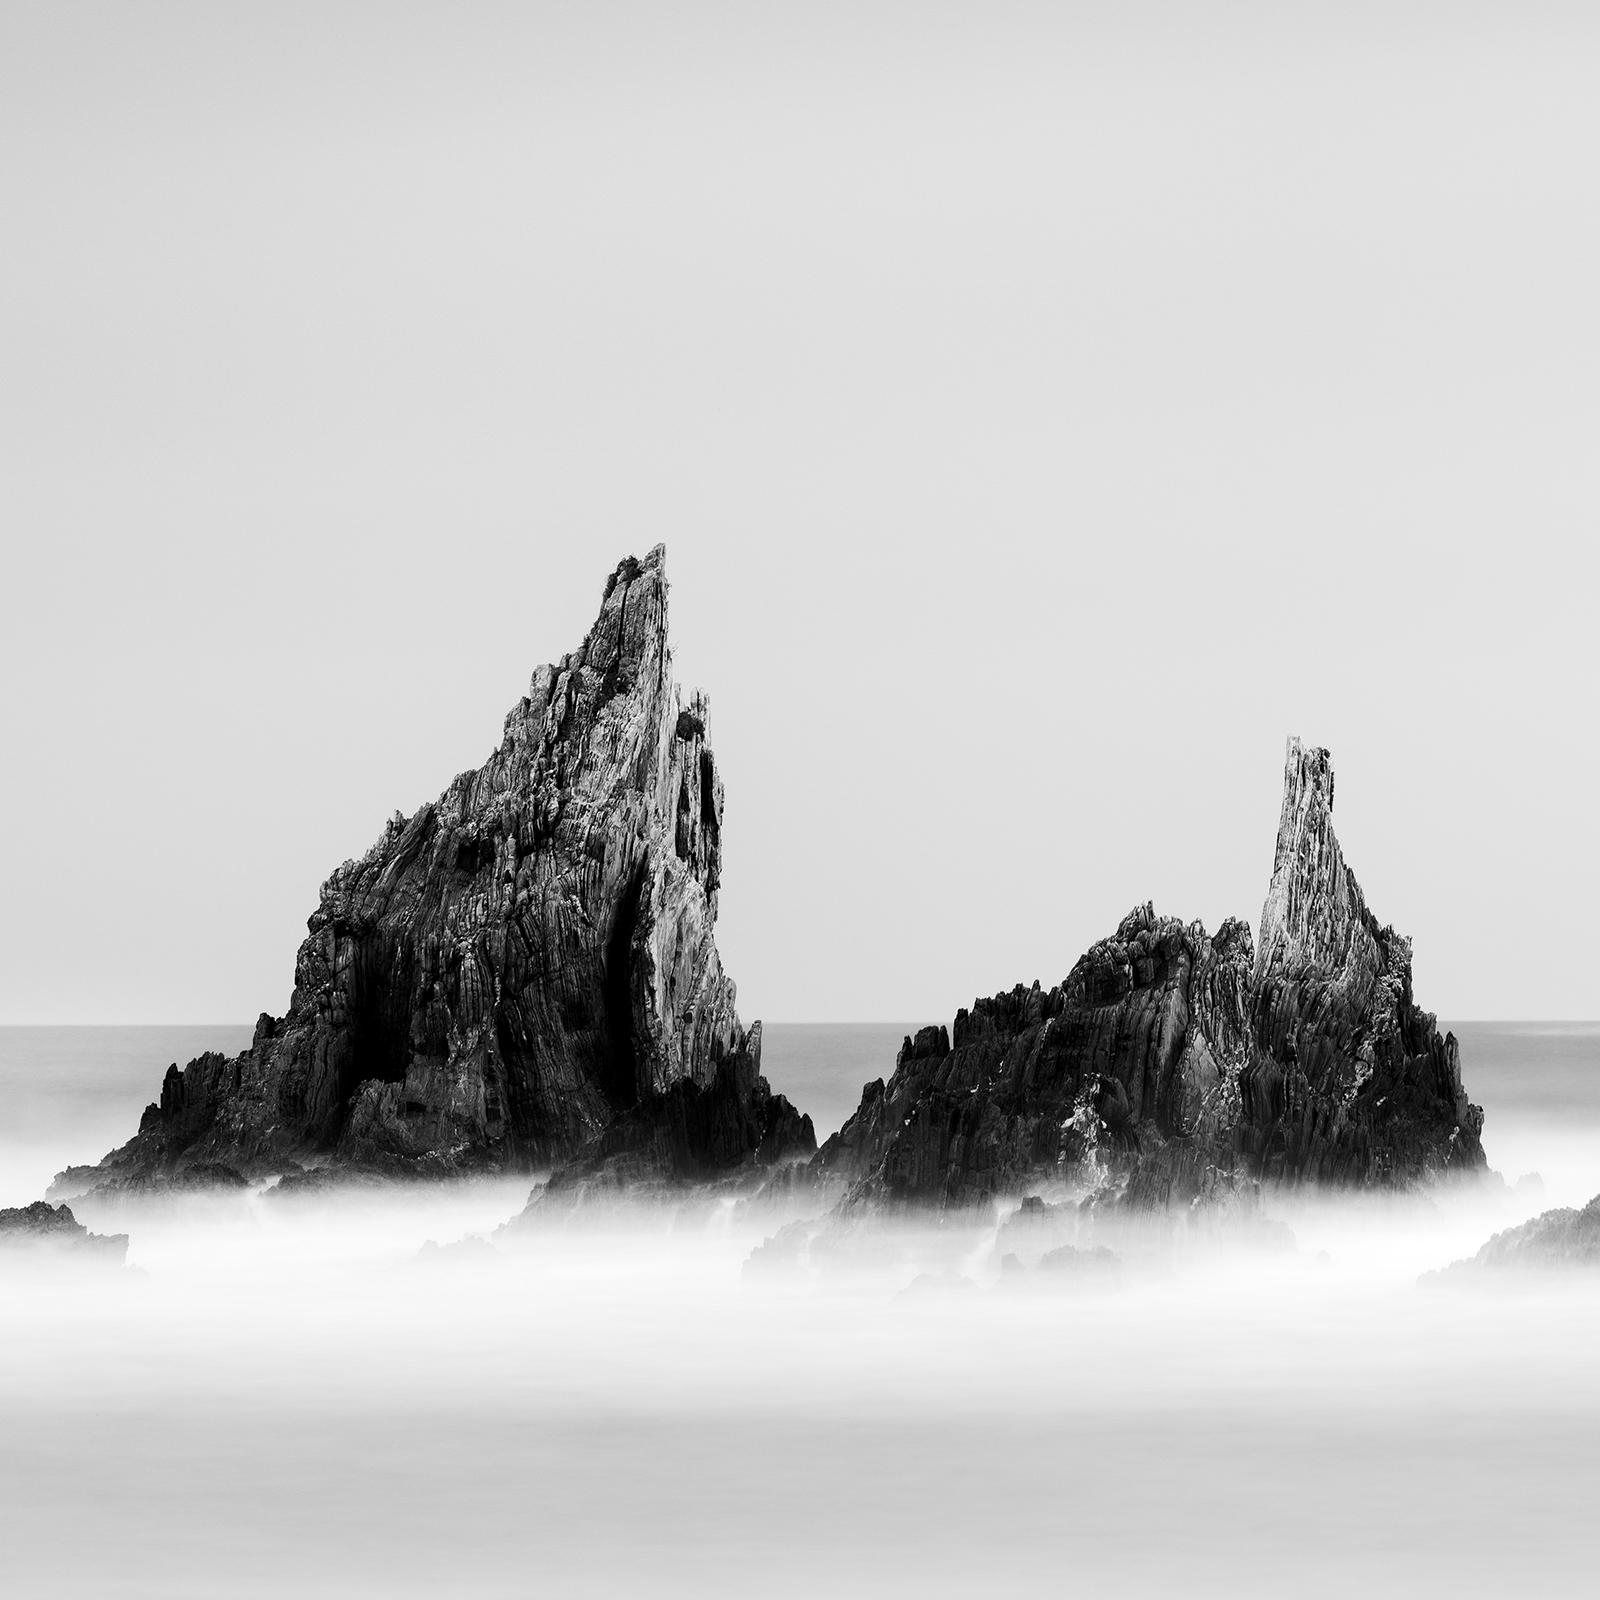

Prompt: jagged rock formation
xmin=0 ymin=1202 xmax=128 ymax=1264
xmin=61 ymin=547 xmax=806 ymax=1193
xmin=817 ymin=738 xmax=1485 ymax=1210
xmin=1434 ymin=1195 xmax=1600 ymax=1276
xmin=1245 ymin=741 xmax=1482 ymax=1182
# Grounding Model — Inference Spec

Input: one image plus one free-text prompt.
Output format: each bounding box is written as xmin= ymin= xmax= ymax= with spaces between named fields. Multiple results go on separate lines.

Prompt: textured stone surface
xmin=817 ymin=738 xmax=1486 ymax=1210
xmin=64 ymin=547 xmax=801 ymax=1191
xmin=0 ymin=1201 xmax=128 ymax=1263
xmin=1437 ymin=1195 xmax=1600 ymax=1274
xmin=1244 ymin=740 xmax=1483 ymax=1184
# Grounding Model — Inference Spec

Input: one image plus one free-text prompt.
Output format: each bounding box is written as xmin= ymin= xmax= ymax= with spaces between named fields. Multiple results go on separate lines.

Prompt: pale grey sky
xmin=2 ymin=2 xmax=1596 ymax=1024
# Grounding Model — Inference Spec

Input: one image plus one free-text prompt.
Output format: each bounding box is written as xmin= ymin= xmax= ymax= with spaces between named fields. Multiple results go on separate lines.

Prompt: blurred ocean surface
xmin=2 ymin=1021 xmax=1599 ymax=1600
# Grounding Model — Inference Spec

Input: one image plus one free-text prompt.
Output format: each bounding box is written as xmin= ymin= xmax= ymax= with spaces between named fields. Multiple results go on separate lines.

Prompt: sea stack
xmin=817 ymin=738 xmax=1485 ymax=1209
xmin=1245 ymin=740 xmax=1482 ymax=1183
xmin=57 ymin=547 xmax=811 ymax=1195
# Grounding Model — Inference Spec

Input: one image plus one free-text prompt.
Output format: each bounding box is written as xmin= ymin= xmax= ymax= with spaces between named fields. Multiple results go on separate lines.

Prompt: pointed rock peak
xmin=556 ymin=547 xmax=673 ymax=707
xmin=1281 ymin=736 xmax=1334 ymax=826
xmin=1211 ymin=915 xmax=1254 ymax=964
xmin=1256 ymin=736 xmax=1369 ymax=980
xmin=601 ymin=542 xmax=668 ymax=601
xmin=593 ymin=545 xmax=667 ymax=631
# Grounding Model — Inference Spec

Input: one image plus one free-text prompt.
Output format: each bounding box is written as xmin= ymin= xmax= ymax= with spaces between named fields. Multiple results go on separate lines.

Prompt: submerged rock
xmin=417 ymin=1235 xmax=499 ymax=1265
xmin=815 ymin=738 xmax=1485 ymax=1211
xmin=61 ymin=547 xmax=803 ymax=1195
xmin=1037 ymin=1244 xmax=1121 ymax=1277
xmin=0 ymin=1202 xmax=128 ymax=1264
xmin=895 ymin=1271 xmax=979 ymax=1300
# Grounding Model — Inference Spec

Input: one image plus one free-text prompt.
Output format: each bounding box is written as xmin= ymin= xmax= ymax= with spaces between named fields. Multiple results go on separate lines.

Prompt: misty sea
xmin=3 ymin=1022 xmax=1600 ymax=1599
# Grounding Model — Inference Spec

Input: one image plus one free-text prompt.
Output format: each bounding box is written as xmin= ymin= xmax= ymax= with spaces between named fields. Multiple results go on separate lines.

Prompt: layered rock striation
xmin=817 ymin=739 xmax=1485 ymax=1209
xmin=62 ymin=547 xmax=806 ymax=1193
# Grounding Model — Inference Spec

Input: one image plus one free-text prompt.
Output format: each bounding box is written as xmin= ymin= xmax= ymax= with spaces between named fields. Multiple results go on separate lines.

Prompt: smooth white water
xmin=3 ymin=1024 xmax=1599 ymax=1598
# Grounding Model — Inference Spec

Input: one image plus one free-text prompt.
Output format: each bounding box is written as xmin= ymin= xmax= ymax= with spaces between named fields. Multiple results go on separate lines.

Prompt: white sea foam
xmin=3 ymin=1024 xmax=1599 ymax=1597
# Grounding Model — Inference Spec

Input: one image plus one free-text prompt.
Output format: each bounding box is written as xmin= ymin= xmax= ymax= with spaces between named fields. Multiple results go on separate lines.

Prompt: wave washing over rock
xmin=55 ymin=548 xmax=813 ymax=1200
xmin=813 ymin=739 xmax=1486 ymax=1211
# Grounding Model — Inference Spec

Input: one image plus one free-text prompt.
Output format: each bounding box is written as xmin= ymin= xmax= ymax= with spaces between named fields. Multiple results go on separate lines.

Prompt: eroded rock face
xmin=65 ymin=547 xmax=803 ymax=1191
xmin=818 ymin=738 xmax=1485 ymax=1209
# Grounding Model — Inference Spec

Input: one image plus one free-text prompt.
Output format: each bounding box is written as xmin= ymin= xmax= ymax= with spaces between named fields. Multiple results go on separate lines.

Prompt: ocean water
xmin=2 ymin=1022 xmax=1599 ymax=1599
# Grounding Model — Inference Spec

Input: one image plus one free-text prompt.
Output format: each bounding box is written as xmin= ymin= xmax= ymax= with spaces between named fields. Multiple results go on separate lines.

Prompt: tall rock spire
xmin=1255 ymin=738 xmax=1371 ymax=982
xmin=1244 ymin=735 xmax=1482 ymax=1183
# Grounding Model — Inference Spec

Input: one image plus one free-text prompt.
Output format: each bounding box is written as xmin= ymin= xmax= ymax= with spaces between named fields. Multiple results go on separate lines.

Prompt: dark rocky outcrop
xmin=546 ymin=1023 xmax=814 ymax=1189
xmin=509 ymin=1022 xmax=816 ymax=1216
xmin=61 ymin=547 xmax=805 ymax=1194
xmin=0 ymin=1202 xmax=128 ymax=1263
xmin=816 ymin=738 xmax=1485 ymax=1211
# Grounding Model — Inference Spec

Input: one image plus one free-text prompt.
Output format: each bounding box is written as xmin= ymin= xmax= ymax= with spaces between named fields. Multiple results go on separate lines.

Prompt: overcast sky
xmin=2 ymin=1 xmax=1596 ymax=1025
